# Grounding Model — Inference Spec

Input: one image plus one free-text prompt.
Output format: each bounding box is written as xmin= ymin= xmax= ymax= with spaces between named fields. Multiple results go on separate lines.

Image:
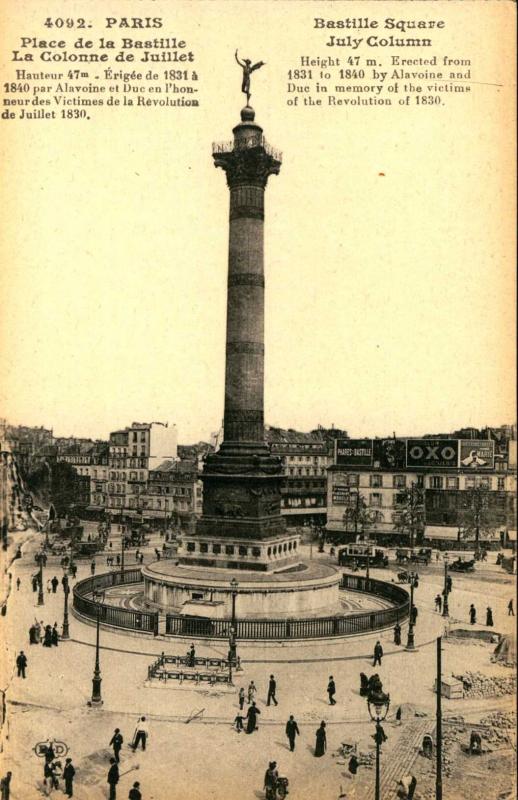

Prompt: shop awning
xmin=424 ymin=525 xmax=460 ymax=540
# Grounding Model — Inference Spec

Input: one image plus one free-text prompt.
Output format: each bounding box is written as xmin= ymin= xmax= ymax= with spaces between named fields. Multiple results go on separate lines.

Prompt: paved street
xmin=1 ymin=527 xmax=516 ymax=800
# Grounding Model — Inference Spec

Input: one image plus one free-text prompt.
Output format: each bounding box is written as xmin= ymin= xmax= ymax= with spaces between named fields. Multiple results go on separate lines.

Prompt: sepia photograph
xmin=1 ymin=2 xmax=516 ymax=799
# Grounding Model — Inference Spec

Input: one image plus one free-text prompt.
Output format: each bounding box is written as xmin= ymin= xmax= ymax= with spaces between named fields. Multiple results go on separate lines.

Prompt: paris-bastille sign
xmin=335 ymin=438 xmax=495 ymax=470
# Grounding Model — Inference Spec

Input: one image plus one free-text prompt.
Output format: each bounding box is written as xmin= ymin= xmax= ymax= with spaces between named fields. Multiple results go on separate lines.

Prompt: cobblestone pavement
xmin=1 ymin=528 xmax=515 ymax=800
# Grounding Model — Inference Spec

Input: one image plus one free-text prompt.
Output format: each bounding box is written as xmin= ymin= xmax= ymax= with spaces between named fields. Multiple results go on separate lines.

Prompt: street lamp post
xmin=62 ymin=572 xmax=70 ymax=640
xmin=442 ymin=554 xmax=449 ymax=618
xmin=36 ymin=551 xmax=45 ymax=606
xmin=367 ymin=689 xmax=390 ymax=800
xmin=405 ymin=576 xmax=416 ymax=651
xmin=229 ymin=577 xmax=239 ymax=673
xmin=90 ymin=588 xmax=105 ymax=707
xmin=120 ymin=532 xmax=125 ymax=579
xmin=230 ymin=577 xmax=238 ymax=628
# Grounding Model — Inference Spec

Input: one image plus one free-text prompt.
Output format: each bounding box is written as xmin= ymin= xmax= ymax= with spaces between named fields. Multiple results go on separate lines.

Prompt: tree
xmin=394 ymin=482 xmax=425 ymax=548
xmin=342 ymin=490 xmax=380 ymax=539
xmin=457 ymin=486 xmax=494 ymax=547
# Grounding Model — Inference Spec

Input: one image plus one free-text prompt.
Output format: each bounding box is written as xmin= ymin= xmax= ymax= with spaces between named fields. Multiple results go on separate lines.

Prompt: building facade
xmin=327 ymin=432 xmax=517 ymax=544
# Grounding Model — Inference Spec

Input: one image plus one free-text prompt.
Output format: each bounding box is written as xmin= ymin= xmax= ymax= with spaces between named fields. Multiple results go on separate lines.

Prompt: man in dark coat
xmin=393 ymin=623 xmax=402 ymax=646
xmin=63 ymin=758 xmax=75 ymax=797
xmin=285 ymin=715 xmax=300 ymax=751
xmin=0 ymin=771 xmax=12 ymax=800
xmin=51 ymin=576 xmax=59 ymax=593
xmin=107 ymin=758 xmax=119 ymax=800
xmin=327 ymin=676 xmax=336 ymax=705
xmin=373 ymin=641 xmax=383 ymax=667
xmin=109 ymin=728 xmax=124 ymax=762
xmin=16 ymin=651 xmax=27 ymax=678
xmin=267 ymin=674 xmax=278 ymax=706
xmin=129 ymin=782 xmax=142 ymax=800
xmin=411 ymin=606 xmax=418 ymax=625
xmin=469 ymin=604 xmax=477 ymax=624
xmin=246 ymin=701 xmax=261 ymax=733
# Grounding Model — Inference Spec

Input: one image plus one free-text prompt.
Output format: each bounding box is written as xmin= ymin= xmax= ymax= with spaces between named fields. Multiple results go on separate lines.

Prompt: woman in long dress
xmin=246 ymin=701 xmax=261 ymax=734
xmin=314 ymin=721 xmax=327 ymax=757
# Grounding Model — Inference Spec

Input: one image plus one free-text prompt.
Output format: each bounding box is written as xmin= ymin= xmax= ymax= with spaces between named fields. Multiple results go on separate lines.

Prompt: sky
xmin=1 ymin=0 xmax=516 ymax=443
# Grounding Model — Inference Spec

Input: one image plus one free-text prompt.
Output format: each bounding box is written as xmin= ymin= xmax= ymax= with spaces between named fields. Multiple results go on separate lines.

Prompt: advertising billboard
xmin=459 ymin=440 xmax=495 ymax=470
xmin=332 ymin=485 xmax=350 ymax=505
xmin=406 ymin=439 xmax=459 ymax=469
xmin=377 ymin=438 xmax=406 ymax=470
xmin=336 ymin=439 xmax=373 ymax=467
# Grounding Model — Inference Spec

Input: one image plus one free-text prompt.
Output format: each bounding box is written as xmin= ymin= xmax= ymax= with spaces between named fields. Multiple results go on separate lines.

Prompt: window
xmin=238 ymin=545 xmax=247 ymax=556
xmin=446 ymin=477 xmax=459 ymax=490
xmin=212 ymin=544 xmax=221 ymax=554
xmin=348 ymin=474 xmax=359 ymax=487
xmin=370 ymin=493 xmax=382 ymax=507
xmin=497 ymin=477 xmax=505 ymax=491
xmin=370 ymin=474 xmax=382 ymax=488
xmin=393 ymin=475 xmax=406 ymax=489
xmin=252 ymin=547 xmax=261 ymax=557
xmin=187 ymin=542 xmax=196 ymax=552
xmin=133 ymin=432 xmax=138 ymax=442
xmin=225 ymin=545 xmax=235 ymax=555
xmin=200 ymin=543 xmax=208 ymax=553
xmin=430 ymin=476 xmax=444 ymax=489
xmin=465 ymin=476 xmax=476 ymax=489
xmin=478 ymin=477 xmax=491 ymax=489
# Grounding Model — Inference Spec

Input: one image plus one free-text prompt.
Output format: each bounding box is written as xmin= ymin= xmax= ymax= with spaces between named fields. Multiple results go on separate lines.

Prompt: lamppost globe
xmin=367 ymin=689 xmax=390 ymax=722
xmin=367 ymin=689 xmax=390 ymax=800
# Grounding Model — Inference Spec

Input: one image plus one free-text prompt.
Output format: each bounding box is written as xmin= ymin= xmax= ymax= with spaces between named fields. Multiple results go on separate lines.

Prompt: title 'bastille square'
xmin=1 ymin=52 xmax=516 ymax=800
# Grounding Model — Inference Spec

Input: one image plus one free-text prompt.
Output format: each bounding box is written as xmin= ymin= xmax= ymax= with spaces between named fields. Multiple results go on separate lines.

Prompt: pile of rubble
xmin=453 ymin=671 xmax=516 ymax=699
xmin=479 ymin=711 xmax=517 ymax=749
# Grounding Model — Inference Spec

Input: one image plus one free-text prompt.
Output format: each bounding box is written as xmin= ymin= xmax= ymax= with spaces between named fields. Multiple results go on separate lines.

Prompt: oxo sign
xmin=406 ymin=439 xmax=458 ymax=468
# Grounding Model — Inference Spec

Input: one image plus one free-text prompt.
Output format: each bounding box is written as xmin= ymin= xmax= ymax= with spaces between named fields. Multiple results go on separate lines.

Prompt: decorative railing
xmin=212 ymin=137 xmax=282 ymax=161
xmin=72 ymin=569 xmax=158 ymax=634
xmin=165 ymin=575 xmax=409 ymax=640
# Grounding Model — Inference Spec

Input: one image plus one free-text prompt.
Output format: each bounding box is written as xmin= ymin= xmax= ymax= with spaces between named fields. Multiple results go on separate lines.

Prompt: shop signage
xmin=336 ymin=439 xmax=373 ymax=466
xmin=406 ymin=439 xmax=458 ymax=468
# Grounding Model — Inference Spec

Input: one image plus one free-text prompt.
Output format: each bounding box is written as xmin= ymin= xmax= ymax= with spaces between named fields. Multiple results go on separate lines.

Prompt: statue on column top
xmin=235 ymin=49 xmax=266 ymax=104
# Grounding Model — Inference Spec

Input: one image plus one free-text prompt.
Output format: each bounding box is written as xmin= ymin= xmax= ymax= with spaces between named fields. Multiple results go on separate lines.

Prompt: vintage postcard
xmin=1 ymin=2 xmax=516 ymax=800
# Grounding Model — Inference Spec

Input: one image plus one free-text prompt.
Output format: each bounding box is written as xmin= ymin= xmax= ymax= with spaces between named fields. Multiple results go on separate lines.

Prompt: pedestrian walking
xmin=43 ymin=625 xmax=53 ymax=647
xmin=16 ymin=577 xmax=20 ymax=591
xmin=469 ymin=604 xmax=477 ymax=624
xmin=63 ymin=759 xmax=75 ymax=797
xmin=435 ymin=594 xmax=442 ymax=613
xmin=234 ymin=713 xmax=244 ymax=733
xmin=107 ymin=759 xmax=119 ymax=800
xmin=90 ymin=560 xmax=96 ymax=576
xmin=327 ymin=676 xmax=336 ymax=705
xmin=508 ymin=599 xmax=514 ymax=616
xmin=373 ymin=640 xmax=383 ymax=667
xmin=446 ymin=575 xmax=452 ymax=593
xmin=16 ymin=651 xmax=27 ymax=678
xmin=46 ymin=579 xmax=52 ymax=594
xmin=486 ymin=607 xmax=494 ymax=627
xmin=51 ymin=624 xmax=59 ymax=646
xmin=131 ymin=716 xmax=149 ymax=751
xmin=285 ymin=715 xmax=300 ymax=751
xmin=0 ymin=771 xmax=12 ymax=800
xmin=247 ymin=680 xmax=257 ymax=704
xmin=395 ymin=706 xmax=402 ymax=726
xmin=128 ymin=782 xmax=142 ymax=800
xmin=314 ymin=721 xmax=327 ymax=757
xmin=393 ymin=622 xmax=402 ymax=646
xmin=238 ymin=687 xmax=245 ymax=710
xmin=116 ymin=555 xmax=121 ymax=567
xmin=267 ymin=674 xmax=278 ymax=706
xmin=187 ymin=644 xmax=196 ymax=667
xmin=70 ymin=563 xmax=77 ymax=579
xmin=246 ymin=701 xmax=260 ymax=733
xmin=109 ymin=729 xmax=123 ymax=762
xmin=32 ymin=575 xmax=38 ymax=592
xmin=51 ymin=576 xmax=59 ymax=593
xmin=411 ymin=605 xmax=418 ymax=625
xmin=263 ymin=762 xmax=279 ymax=800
